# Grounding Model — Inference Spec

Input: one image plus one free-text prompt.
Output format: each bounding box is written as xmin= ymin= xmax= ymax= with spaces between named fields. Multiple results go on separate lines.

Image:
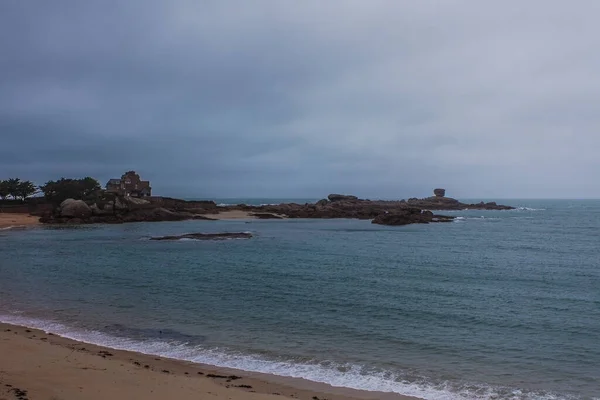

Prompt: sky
xmin=1 ymin=1 xmax=599 ymax=199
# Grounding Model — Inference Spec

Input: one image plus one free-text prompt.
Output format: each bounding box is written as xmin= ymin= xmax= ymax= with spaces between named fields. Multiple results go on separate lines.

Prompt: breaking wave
xmin=0 ymin=312 xmax=575 ymax=400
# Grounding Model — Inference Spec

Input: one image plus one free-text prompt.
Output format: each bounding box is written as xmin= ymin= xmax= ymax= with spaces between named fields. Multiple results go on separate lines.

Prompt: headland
xmin=33 ymin=189 xmax=513 ymax=227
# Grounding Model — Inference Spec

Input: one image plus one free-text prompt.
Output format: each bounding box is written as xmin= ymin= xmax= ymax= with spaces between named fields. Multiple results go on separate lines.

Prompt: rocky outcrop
xmin=406 ymin=196 xmax=513 ymax=210
xmin=147 ymin=196 xmax=218 ymax=211
xmin=327 ymin=194 xmax=358 ymax=202
xmin=39 ymin=189 xmax=512 ymax=227
xmin=372 ymin=209 xmax=454 ymax=226
xmin=120 ymin=207 xmax=194 ymax=223
xmin=316 ymin=199 xmax=329 ymax=207
xmin=89 ymin=203 xmax=113 ymax=216
xmin=59 ymin=199 xmax=92 ymax=218
xmin=40 ymin=197 xmax=208 ymax=224
xmin=150 ymin=232 xmax=252 ymax=241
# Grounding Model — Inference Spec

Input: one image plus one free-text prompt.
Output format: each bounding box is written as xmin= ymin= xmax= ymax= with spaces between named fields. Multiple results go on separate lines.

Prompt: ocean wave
xmin=0 ymin=313 xmax=575 ymax=400
xmin=516 ymin=207 xmax=546 ymax=211
xmin=453 ymin=216 xmax=500 ymax=222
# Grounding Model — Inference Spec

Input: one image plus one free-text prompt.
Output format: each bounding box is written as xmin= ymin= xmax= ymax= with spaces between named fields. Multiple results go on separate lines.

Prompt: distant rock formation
xmin=433 ymin=188 xmax=446 ymax=197
xmin=39 ymin=196 xmax=217 ymax=224
xmin=39 ymin=189 xmax=513 ymax=227
xmin=327 ymin=194 xmax=358 ymax=202
xmin=372 ymin=209 xmax=454 ymax=226
xmin=150 ymin=232 xmax=252 ymax=241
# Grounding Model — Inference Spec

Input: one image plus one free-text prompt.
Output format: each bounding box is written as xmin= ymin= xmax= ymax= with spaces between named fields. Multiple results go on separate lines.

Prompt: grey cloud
xmin=1 ymin=1 xmax=599 ymax=198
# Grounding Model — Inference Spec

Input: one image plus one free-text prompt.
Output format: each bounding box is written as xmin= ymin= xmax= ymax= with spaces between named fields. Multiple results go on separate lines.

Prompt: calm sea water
xmin=1 ymin=200 xmax=599 ymax=400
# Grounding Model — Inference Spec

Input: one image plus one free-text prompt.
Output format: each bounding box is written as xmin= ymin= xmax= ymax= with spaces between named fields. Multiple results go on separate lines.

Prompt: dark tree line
xmin=0 ymin=178 xmax=38 ymax=201
xmin=39 ymin=177 xmax=101 ymax=204
xmin=0 ymin=176 xmax=102 ymax=204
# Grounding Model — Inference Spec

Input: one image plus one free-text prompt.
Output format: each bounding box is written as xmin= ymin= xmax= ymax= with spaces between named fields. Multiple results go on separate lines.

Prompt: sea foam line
xmin=0 ymin=313 xmax=574 ymax=400
xmin=0 ymin=225 xmax=26 ymax=231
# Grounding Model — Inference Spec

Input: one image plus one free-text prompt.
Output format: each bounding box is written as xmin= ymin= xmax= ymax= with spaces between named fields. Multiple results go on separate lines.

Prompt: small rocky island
xmin=39 ymin=189 xmax=513 ymax=227
xmin=150 ymin=232 xmax=252 ymax=241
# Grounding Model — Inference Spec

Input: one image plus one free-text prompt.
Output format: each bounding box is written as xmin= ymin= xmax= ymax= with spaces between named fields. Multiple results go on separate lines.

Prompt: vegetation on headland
xmin=0 ymin=178 xmax=38 ymax=201
xmin=39 ymin=177 xmax=102 ymax=205
xmin=0 ymin=176 xmax=102 ymax=205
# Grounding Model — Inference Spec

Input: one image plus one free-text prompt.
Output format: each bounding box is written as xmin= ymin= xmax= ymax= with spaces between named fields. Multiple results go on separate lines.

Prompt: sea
xmin=0 ymin=199 xmax=599 ymax=400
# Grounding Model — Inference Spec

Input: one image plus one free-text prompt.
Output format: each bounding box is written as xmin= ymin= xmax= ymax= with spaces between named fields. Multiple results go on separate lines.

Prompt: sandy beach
xmin=0 ymin=213 xmax=40 ymax=230
xmin=0 ymin=323 xmax=417 ymax=400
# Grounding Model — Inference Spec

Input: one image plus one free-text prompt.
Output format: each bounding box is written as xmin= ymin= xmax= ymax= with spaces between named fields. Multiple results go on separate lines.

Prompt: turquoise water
xmin=1 ymin=200 xmax=599 ymax=399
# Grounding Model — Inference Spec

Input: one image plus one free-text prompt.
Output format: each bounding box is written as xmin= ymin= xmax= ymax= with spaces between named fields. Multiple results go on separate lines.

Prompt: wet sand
xmin=0 ymin=213 xmax=40 ymax=229
xmin=0 ymin=322 xmax=418 ymax=400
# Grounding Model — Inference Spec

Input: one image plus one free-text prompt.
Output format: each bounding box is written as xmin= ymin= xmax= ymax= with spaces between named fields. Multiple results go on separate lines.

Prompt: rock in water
xmin=59 ymin=199 xmax=92 ymax=218
xmin=372 ymin=208 xmax=454 ymax=226
xmin=150 ymin=232 xmax=253 ymax=241
xmin=433 ymin=188 xmax=446 ymax=197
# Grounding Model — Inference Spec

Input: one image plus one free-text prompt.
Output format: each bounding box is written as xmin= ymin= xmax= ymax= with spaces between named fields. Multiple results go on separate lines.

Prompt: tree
xmin=5 ymin=178 xmax=21 ymax=200
xmin=0 ymin=180 xmax=9 ymax=200
xmin=39 ymin=177 xmax=101 ymax=204
xmin=80 ymin=177 xmax=101 ymax=198
xmin=16 ymin=180 xmax=38 ymax=200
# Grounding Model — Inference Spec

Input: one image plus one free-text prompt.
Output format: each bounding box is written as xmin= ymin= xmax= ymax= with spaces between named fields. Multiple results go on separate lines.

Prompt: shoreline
xmin=0 ymin=322 xmax=420 ymax=400
xmin=0 ymin=212 xmax=40 ymax=229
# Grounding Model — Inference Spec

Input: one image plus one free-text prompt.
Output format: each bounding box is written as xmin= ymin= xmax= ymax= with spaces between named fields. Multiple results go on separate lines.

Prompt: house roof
xmin=107 ymin=179 xmax=121 ymax=185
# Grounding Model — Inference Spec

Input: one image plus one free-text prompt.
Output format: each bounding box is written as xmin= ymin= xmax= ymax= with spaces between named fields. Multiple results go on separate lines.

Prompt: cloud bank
xmin=1 ymin=1 xmax=599 ymax=198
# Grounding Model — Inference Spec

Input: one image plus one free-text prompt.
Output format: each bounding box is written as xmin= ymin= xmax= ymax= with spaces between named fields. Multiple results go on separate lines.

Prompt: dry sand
xmin=203 ymin=210 xmax=256 ymax=219
xmin=0 ymin=323 xmax=418 ymax=400
xmin=0 ymin=213 xmax=40 ymax=230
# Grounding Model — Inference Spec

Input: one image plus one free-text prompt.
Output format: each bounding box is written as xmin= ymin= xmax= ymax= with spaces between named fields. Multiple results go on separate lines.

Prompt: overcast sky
xmin=1 ymin=1 xmax=599 ymax=199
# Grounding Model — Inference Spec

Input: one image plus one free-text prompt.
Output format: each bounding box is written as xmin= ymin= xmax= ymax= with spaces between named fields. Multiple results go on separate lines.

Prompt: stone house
xmin=105 ymin=171 xmax=152 ymax=197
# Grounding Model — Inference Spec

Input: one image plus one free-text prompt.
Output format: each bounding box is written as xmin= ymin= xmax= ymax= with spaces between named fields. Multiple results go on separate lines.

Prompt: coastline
xmin=0 ymin=322 xmax=420 ymax=400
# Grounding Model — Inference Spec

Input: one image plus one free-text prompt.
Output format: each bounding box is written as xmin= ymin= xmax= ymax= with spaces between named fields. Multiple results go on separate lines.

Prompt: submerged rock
xmin=150 ymin=232 xmax=253 ymax=241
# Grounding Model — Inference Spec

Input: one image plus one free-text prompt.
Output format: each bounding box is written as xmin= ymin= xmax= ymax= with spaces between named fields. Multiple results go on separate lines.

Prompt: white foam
xmin=0 ymin=313 xmax=574 ymax=400
xmin=453 ymin=216 xmax=500 ymax=222
xmin=0 ymin=225 xmax=25 ymax=231
xmin=516 ymin=207 xmax=546 ymax=211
